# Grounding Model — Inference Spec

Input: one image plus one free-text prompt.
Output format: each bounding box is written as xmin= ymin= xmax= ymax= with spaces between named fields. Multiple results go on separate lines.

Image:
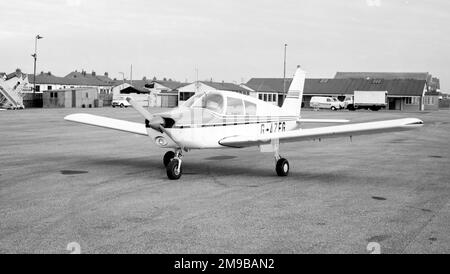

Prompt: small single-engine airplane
xmin=65 ymin=66 xmax=423 ymax=180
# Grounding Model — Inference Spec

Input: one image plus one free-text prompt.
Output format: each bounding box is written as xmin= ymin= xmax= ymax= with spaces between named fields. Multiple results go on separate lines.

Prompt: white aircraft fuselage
xmin=148 ymin=90 xmax=299 ymax=150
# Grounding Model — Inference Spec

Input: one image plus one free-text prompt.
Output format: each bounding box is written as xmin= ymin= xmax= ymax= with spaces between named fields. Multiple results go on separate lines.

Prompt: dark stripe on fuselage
xmin=174 ymin=118 xmax=297 ymax=129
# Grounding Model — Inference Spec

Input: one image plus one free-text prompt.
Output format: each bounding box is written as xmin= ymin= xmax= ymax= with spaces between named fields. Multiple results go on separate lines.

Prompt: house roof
xmin=119 ymin=85 xmax=150 ymax=94
xmin=153 ymin=80 xmax=189 ymax=91
xmin=245 ymin=78 xmax=293 ymax=93
xmin=28 ymin=71 xmax=114 ymax=87
xmin=64 ymin=71 xmax=113 ymax=86
xmin=246 ymin=78 xmax=427 ymax=96
xmin=335 ymin=72 xmax=432 ymax=82
xmin=28 ymin=73 xmax=68 ymax=85
xmin=201 ymin=81 xmax=249 ymax=93
xmin=112 ymin=80 xmax=154 ymax=93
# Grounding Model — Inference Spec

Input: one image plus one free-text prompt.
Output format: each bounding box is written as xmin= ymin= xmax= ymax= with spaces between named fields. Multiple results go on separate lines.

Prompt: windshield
xmin=183 ymin=92 xmax=224 ymax=114
xmin=183 ymin=93 xmax=203 ymax=108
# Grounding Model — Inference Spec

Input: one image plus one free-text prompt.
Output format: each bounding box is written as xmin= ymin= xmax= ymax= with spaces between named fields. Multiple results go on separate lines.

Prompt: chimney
xmin=104 ymin=72 xmax=108 ymax=77
xmin=92 ymin=71 xmax=96 ymax=76
xmin=47 ymin=71 xmax=51 ymax=76
xmin=82 ymin=70 xmax=86 ymax=76
xmin=15 ymin=68 xmax=22 ymax=75
xmin=40 ymin=71 xmax=44 ymax=75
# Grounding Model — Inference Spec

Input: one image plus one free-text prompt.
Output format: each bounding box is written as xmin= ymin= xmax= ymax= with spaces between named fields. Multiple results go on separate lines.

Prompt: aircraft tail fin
xmin=281 ymin=65 xmax=306 ymax=117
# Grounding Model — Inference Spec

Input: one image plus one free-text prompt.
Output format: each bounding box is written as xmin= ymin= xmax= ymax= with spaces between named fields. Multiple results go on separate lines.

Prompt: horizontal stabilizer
xmin=64 ymin=113 xmax=148 ymax=136
xmin=219 ymin=118 xmax=423 ymax=148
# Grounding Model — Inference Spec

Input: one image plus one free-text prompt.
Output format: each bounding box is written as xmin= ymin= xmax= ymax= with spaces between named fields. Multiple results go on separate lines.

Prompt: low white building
xmin=147 ymin=80 xmax=188 ymax=108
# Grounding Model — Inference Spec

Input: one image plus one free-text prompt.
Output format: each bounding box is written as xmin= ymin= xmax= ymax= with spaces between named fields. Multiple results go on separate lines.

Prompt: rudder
xmin=281 ymin=65 xmax=306 ymax=117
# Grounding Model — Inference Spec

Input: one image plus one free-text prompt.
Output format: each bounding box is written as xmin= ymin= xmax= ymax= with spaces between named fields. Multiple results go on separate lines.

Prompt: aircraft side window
xmin=244 ymin=101 xmax=256 ymax=115
xmin=327 ymin=98 xmax=331 ymax=102
xmin=204 ymin=94 xmax=224 ymax=114
xmin=226 ymin=97 xmax=244 ymax=115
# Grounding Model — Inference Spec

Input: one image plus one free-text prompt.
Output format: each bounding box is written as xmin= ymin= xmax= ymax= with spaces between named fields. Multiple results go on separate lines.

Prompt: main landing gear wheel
xmin=167 ymin=159 xmax=182 ymax=180
xmin=163 ymin=151 xmax=175 ymax=167
xmin=276 ymin=158 xmax=289 ymax=177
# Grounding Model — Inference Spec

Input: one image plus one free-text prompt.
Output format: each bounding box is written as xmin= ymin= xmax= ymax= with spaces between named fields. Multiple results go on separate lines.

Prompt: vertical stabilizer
xmin=281 ymin=65 xmax=306 ymax=117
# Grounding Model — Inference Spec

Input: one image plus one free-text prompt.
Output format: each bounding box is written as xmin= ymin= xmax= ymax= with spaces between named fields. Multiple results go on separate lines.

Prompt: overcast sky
xmin=1 ymin=0 xmax=449 ymax=90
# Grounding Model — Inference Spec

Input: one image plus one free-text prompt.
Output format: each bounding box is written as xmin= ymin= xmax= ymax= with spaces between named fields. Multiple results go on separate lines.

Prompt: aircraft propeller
xmin=126 ymin=97 xmax=165 ymax=132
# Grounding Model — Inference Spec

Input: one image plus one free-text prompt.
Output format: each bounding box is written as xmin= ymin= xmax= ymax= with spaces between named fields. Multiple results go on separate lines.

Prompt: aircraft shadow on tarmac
xmin=55 ymin=154 xmax=363 ymax=184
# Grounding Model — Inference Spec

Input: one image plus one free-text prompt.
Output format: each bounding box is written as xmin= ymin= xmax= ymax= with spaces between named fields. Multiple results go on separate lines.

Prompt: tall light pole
xmin=119 ymin=72 xmax=125 ymax=84
xmin=130 ymin=64 xmax=133 ymax=87
xmin=283 ymin=43 xmax=288 ymax=103
xmin=32 ymin=35 xmax=43 ymax=94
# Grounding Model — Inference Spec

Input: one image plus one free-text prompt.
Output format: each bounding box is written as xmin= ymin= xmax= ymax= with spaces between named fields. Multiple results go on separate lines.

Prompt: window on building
xmin=35 ymin=85 xmax=40 ymax=92
xmin=244 ymin=100 xmax=257 ymax=115
xmin=226 ymin=97 xmax=244 ymax=115
xmin=258 ymin=94 xmax=263 ymax=100
xmin=48 ymin=86 xmax=52 ymax=90
xmin=86 ymin=92 xmax=89 ymax=98
xmin=425 ymin=96 xmax=436 ymax=105
xmin=50 ymin=92 xmax=53 ymax=98
xmin=319 ymin=79 xmax=329 ymax=83
xmin=263 ymin=94 xmax=267 ymax=101
xmin=405 ymin=97 xmax=419 ymax=105
xmin=54 ymin=92 xmax=58 ymax=98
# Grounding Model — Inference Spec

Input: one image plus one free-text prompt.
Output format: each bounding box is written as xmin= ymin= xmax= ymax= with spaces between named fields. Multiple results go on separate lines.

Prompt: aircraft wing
xmin=298 ymin=118 xmax=349 ymax=123
xmin=219 ymin=118 xmax=423 ymax=148
xmin=64 ymin=113 xmax=148 ymax=136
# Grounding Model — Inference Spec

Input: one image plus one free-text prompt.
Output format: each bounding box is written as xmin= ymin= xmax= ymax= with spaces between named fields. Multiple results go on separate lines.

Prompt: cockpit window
xmin=183 ymin=93 xmax=203 ymax=108
xmin=184 ymin=92 xmax=224 ymax=114
xmin=226 ymin=97 xmax=244 ymax=115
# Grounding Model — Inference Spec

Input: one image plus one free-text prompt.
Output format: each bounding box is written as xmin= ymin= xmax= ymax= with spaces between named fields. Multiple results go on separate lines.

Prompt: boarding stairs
xmin=0 ymin=79 xmax=25 ymax=109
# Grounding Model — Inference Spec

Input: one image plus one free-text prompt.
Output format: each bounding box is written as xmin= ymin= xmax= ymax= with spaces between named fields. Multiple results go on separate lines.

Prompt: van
xmin=309 ymin=96 xmax=342 ymax=110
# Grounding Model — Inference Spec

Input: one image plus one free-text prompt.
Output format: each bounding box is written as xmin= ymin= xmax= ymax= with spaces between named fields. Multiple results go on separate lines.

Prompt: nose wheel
xmin=166 ymin=149 xmax=183 ymax=180
xmin=163 ymin=151 xmax=175 ymax=167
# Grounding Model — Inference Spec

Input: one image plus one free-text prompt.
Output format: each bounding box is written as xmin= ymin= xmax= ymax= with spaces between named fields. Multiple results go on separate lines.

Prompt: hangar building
xmin=43 ymin=87 xmax=100 ymax=108
xmin=245 ymin=77 xmax=439 ymax=111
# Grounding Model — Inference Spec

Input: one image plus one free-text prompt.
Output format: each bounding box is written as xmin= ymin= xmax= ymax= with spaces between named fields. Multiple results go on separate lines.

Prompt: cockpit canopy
xmin=183 ymin=92 xmax=257 ymax=116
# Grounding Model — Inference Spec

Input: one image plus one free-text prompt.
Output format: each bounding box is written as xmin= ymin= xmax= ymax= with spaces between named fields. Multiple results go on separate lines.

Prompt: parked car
xmin=309 ymin=96 xmax=343 ymax=110
xmin=112 ymin=96 xmax=131 ymax=108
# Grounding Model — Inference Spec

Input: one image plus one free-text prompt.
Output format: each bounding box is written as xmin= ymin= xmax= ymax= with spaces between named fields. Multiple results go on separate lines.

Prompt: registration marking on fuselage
xmin=261 ymin=122 xmax=286 ymax=134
